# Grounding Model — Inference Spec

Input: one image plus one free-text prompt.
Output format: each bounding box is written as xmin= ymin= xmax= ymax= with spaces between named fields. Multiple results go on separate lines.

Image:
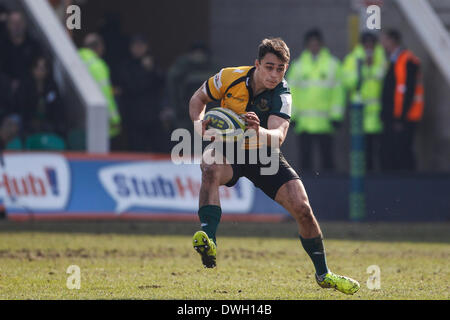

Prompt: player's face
xmin=255 ymin=53 xmax=288 ymax=90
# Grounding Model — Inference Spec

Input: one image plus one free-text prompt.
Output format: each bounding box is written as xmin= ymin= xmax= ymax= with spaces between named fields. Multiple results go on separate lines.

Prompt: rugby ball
xmin=203 ymin=107 xmax=246 ymax=142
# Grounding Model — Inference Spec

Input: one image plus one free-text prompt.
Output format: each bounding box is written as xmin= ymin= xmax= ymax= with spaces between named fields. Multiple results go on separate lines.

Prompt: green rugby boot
xmin=192 ymin=231 xmax=217 ymax=268
xmin=316 ymin=272 xmax=360 ymax=295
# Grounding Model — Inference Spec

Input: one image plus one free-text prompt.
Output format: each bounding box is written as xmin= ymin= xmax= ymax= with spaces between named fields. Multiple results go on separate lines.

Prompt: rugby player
xmin=188 ymin=38 xmax=360 ymax=295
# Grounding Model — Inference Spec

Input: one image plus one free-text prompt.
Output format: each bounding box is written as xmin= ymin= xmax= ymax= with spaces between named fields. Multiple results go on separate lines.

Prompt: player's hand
xmin=244 ymin=112 xmax=260 ymax=134
xmin=202 ymin=119 xmax=212 ymax=137
xmin=194 ymin=119 xmax=215 ymax=141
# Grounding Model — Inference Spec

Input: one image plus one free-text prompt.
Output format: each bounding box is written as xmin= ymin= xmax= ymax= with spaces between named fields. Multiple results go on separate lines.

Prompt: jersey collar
xmin=245 ymin=66 xmax=256 ymax=87
xmin=246 ymin=66 xmax=272 ymax=101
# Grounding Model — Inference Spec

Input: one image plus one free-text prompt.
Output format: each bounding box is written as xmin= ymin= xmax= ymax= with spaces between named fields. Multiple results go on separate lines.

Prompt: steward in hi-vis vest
xmin=286 ymin=29 xmax=345 ymax=172
xmin=342 ymin=32 xmax=387 ymax=171
xmin=380 ymin=29 xmax=424 ymax=171
xmin=79 ymin=34 xmax=121 ymax=139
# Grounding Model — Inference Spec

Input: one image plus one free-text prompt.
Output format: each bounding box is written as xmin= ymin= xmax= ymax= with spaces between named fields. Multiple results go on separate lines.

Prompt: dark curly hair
xmin=258 ymin=37 xmax=290 ymax=64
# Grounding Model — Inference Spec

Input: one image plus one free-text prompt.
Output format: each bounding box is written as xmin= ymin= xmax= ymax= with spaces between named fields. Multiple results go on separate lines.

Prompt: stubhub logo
xmin=98 ymin=161 xmax=255 ymax=214
xmin=0 ymin=154 xmax=70 ymax=210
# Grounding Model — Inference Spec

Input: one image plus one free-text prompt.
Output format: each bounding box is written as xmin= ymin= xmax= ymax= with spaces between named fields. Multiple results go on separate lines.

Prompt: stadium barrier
xmin=1 ymin=152 xmax=288 ymax=222
xmin=1 ymin=152 xmax=449 ymax=222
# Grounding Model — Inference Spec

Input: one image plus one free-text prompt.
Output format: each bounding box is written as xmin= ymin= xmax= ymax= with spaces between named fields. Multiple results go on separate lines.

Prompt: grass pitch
xmin=0 ymin=220 xmax=448 ymax=300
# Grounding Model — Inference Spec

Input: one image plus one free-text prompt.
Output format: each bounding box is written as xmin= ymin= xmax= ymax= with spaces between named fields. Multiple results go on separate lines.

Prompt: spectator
xmin=14 ymin=56 xmax=66 ymax=139
xmin=286 ymin=29 xmax=345 ymax=173
xmin=0 ymin=4 xmax=8 ymax=42
xmin=380 ymin=29 xmax=424 ymax=171
xmin=116 ymin=34 xmax=166 ymax=152
xmin=79 ymin=33 xmax=121 ymax=145
xmin=0 ymin=114 xmax=22 ymax=150
xmin=167 ymin=42 xmax=218 ymax=133
xmin=0 ymin=11 xmax=41 ymax=90
xmin=342 ymin=32 xmax=386 ymax=172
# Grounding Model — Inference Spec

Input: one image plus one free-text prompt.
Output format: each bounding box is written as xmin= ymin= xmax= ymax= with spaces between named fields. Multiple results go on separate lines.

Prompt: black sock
xmin=299 ymin=235 xmax=329 ymax=277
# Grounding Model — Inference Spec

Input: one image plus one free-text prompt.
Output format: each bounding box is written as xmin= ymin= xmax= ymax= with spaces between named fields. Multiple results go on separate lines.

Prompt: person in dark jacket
xmin=380 ymin=29 xmax=424 ymax=171
xmin=167 ymin=42 xmax=219 ymax=133
xmin=0 ymin=11 xmax=41 ymax=90
xmin=116 ymin=34 xmax=166 ymax=152
xmin=14 ymin=56 xmax=66 ymax=139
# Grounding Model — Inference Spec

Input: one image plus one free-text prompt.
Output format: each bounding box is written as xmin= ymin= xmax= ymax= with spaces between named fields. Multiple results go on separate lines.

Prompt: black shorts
xmin=222 ymin=143 xmax=300 ymax=200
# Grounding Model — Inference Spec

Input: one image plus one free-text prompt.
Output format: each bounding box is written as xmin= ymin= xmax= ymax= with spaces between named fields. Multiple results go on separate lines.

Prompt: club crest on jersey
xmin=256 ymin=98 xmax=269 ymax=112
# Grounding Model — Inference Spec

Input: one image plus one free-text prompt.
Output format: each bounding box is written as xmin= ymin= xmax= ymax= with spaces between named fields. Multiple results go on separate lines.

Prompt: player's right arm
xmin=189 ymin=82 xmax=213 ymax=122
xmin=189 ymin=68 xmax=227 ymax=135
xmin=189 ymin=82 xmax=214 ymax=136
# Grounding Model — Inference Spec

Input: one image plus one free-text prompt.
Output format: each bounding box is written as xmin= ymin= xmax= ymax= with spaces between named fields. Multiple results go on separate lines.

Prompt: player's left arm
xmin=245 ymin=81 xmax=292 ymax=147
xmin=245 ymin=113 xmax=290 ymax=147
